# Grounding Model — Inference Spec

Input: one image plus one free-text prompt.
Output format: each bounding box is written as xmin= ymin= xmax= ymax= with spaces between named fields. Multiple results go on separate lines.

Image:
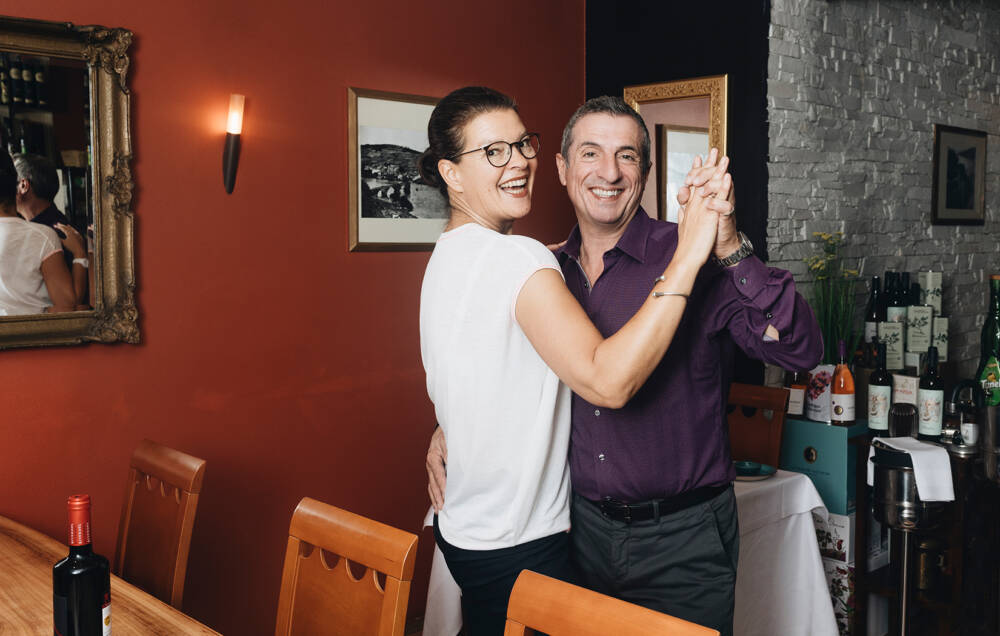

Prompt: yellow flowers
xmin=803 ymin=231 xmax=859 ymax=364
xmin=803 ymin=232 xmax=853 ymax=281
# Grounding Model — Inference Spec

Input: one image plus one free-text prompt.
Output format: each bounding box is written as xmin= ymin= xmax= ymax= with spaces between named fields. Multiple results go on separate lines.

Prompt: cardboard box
xmin=822 ymin=558 xmax=890 ymax=636
xmin=779 ymin=417 xmax=869 ymax=515
xmin=933 ymin=316 xmax=949 ymax=362
xmin=812 ymin=510 xmax=890 ymax=570
xmin=918 ymin=271 xmax=943 ymax=315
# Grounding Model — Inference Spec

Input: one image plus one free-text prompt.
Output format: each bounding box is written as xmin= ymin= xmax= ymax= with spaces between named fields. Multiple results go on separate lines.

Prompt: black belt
xmin=590 ymin=484 xmax=730 ymax=524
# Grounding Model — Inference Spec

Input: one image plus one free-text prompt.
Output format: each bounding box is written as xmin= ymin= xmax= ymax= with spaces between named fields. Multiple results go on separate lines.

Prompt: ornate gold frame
xmin=0 ymin=16 xmax=137 ymax=350
xmin=624 ymin=75 xmax=728 ymax=156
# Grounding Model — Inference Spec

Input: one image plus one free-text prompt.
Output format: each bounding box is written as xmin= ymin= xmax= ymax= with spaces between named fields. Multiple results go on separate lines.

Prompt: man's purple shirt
xmin=555 ymin=211 xmax=823 ymax=503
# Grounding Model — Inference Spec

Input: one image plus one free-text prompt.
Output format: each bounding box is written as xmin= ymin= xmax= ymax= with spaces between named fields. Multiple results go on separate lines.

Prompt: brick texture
xmin=767 ymin=0 xmax=1000 ymax=377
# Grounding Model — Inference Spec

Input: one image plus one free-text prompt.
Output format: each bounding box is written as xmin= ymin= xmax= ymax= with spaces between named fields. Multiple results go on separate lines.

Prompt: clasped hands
xmin=676 ymin=148 xmax=739 ymax=262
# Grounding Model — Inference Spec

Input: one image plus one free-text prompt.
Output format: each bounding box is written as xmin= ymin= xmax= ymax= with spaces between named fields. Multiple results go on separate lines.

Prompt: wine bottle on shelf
xmin=21 ymin=57 xmax=34 ymax=106
xmin=53 ymin=494 xmax=111 ymax=636
xmin=9 ymin=54 xmax=23 ymax=104
xmin=977 ymin=274 xmax=1000 ymax=408
xmin=864 ymin=275 xmax=884 ymax=345
xmin=917 ymin=346 xmax=944 ymax=441
xmin=785 ymin=370 xmax=807 ymax=417
xmin=0 ymin=53 xmax=10 ymax=106
xmin=33 ymin=59 xmax=46 ymax=107
xmin=832 ymin=339 xmax=856 ymax=426
xmin=868 ymin=341 xmax=893 ymax=434
xmin=900 ymin=272 xmax=912 ymax=306
xmin=886 ymin=272 xmax=907 ymax=325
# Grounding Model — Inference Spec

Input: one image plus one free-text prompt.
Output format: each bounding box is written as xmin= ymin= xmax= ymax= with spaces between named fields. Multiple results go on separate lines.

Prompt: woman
xmin=0 ymin=148 xmax=76 ymax=315
xmin=418 ymin=86 xmax=731 ymax=634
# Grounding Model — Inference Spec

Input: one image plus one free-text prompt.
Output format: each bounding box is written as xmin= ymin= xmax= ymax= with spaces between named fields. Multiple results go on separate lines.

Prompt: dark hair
xmin=0 ymin=148 xmax=16 ymax=206
xmin=560 ymin=96 xmax=651 ymax=176
xmin=418 ymin=86 xmax=518 ymax=199
xmin=13 ymin=153 xmax=59 ymax=201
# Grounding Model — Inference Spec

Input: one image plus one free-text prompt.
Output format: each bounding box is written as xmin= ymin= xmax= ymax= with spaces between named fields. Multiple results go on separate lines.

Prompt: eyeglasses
xmin=449 ymin=133 xmax=540 ymax=168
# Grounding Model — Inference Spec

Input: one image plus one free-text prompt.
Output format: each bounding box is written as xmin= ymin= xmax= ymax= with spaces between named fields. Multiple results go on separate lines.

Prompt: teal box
xmin=779 ymin=417 xmax=870 ymax=515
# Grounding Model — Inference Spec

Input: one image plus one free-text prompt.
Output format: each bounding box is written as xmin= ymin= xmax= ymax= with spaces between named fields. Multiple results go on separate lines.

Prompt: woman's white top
xmin=420 ymin=223 xmax=572 ymax=550
xmin=0 ymin=217 xmax=61 ymax=316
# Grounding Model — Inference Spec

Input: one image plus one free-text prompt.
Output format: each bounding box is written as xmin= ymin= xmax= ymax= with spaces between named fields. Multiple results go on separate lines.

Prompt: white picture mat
xmin=664 ymin=130 xmax=710 ymax=223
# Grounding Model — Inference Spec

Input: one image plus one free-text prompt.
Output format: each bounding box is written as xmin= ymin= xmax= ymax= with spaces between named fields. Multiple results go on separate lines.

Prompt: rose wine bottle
xmin=831 ymin=339 xmax=856 ymax=426
xmin=53 ymin=495 xmax=111 ymax=636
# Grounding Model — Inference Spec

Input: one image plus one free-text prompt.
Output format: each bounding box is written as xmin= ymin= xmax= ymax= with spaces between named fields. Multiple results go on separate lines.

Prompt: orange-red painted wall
xmin=1 ymin=1 xmax=584 ymax=632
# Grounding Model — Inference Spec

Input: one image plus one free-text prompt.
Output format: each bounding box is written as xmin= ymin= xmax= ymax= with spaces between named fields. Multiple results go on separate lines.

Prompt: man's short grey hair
xmin=560 ymin=96 xmax=651 ymax=176
xmin=12 ymin=153 xmax=59 ymax=202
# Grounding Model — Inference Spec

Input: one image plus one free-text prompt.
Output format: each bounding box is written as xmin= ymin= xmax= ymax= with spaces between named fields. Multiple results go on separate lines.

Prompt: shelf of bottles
xmin=0 ymin=50 xmax=93 ymax=231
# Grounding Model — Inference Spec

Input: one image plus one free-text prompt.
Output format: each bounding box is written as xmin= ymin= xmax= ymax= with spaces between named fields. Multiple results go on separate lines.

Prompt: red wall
xmin=0 ymin=1 xmax=584 ymax=633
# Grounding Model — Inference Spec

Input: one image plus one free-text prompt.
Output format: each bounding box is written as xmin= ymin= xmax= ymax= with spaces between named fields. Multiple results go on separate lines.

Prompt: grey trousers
xmin=570 ymin=486 xmax=739 ymax=636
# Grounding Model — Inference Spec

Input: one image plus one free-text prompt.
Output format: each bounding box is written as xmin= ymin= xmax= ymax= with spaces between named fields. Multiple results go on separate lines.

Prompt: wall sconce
xmin=222 ymin=94 xmax=244 ymax=194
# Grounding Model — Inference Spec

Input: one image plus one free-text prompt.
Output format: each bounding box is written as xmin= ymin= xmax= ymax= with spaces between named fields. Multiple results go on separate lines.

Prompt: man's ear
xmin=16 ymin=178 xmax=29 ymax=195
xmin=438 ymin=158 xmax=463 ymax=193
xmin=555 ymin=153 xmax=568 ymax=186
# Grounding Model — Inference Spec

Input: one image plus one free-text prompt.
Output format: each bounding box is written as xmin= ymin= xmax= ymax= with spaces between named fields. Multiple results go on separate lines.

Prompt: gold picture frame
xmin=0 ymin=15 xmax=137 ymax=350
xmin=347 ymin=87 xmax=446 ymax=251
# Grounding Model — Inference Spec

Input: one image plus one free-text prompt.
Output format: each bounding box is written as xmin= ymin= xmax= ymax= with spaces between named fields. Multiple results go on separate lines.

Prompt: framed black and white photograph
xmin=654 ymin=124 xmax=709 ymax=222
xmin=931 ymin=124 xmax=987 ymax=226
xmin=348 ymin=88 xmax=448 ymax=251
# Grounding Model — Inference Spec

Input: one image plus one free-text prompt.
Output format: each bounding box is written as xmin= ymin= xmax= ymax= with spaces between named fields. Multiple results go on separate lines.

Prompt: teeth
xmin=501 ymin=178 xmax=527 ymax=189
xmin=591 ymin=188 xmax=621 ymax=198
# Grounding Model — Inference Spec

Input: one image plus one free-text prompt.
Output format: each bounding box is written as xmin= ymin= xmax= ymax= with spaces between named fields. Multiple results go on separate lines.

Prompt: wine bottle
xmin=53 ymin=495 xmax=112 ymax=636
xmin=832 ymin=339 xmax=856 ymax=426
xmin=868 ymin=341 xmax=893 ymax=433
xmin=22 ymin=57 xmax=34 ymax=106
xmin=977 ymin=275 xmax=1000 ymax=407
xmin=900 ymin=272 xmax=912 ymax=306
xmin=785 ymin=369 xmax=807 ymax=417
xmin=864 ymin=275 xmax=884 ymax=345
xmin=9 ymin=54 xmax=23 ymax=104
xmin=886 ymin=273 xmax=906 ymax=324
xmin=0 ymin=53 xmax=10 ymax=105
xmin=33 ymin=59 xmax=46 ymax=107
xmin=917 ymin=346 xmax=944 ymax=441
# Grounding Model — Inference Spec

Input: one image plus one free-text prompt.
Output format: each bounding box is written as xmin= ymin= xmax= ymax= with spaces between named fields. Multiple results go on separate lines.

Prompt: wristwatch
xmin=714 ymin=232 xmax=754 ymax=267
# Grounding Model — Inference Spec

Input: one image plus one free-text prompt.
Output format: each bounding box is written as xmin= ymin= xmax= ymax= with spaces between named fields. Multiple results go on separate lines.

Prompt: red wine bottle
xmin=53 ymin=495 xmax=111 ymax=636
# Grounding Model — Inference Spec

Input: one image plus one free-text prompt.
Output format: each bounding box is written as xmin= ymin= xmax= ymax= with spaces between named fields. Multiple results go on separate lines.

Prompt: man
xmin=13 ymin=153 xmax=89 ymax=307
xmin=427 ymin=96 xmax=821 ymax=635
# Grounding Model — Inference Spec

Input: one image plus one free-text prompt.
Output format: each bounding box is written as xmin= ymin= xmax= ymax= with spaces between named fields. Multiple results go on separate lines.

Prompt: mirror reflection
xmin=1 ymin=51 xmax=94 ymax=316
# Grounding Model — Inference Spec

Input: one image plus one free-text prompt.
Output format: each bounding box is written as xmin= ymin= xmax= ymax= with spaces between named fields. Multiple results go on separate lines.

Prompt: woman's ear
xmin=438 ymin=158 xmax=463 ymax=194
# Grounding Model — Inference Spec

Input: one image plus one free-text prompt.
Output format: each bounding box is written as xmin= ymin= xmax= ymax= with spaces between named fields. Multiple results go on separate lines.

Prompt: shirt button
xmin=598 ymin=453 xmax=606 ymax=461
xmin=766 ymin=312 xmax=773 ymax=319
xmin=583 ymin=281 xmax=589 ymax=288
xmin=594 ymin=409 xmax=600 ymax=416
xmin=740 ymin=277 xmax=747 ymax=285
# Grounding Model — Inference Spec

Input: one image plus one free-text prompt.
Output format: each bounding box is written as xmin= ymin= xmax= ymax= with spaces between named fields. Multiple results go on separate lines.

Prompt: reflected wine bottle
xmin=53 ymin=495 xmax=111 ymax=636
xmin=832 ymin=339 xmax=856 ymax=426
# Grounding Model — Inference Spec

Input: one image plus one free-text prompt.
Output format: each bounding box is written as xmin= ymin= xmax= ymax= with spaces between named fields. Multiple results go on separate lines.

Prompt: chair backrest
xmin=503 ymin=570 xmax=719 ymax=636
xmin=113 ymin=439 xmax=206 ymax=609
xmin=274 ymin=497 xmax=418 ymax=636
xmin=726 ymin=382 xmax=790 ymax=467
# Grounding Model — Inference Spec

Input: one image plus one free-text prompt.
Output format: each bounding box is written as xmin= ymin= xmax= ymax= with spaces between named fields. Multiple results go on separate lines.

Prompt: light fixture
xmin=223 ymin=94 xmax=244 ymax=194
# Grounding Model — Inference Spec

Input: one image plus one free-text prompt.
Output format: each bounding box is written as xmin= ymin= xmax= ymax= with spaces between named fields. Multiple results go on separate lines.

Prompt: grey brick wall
xmin=767 ymin=0 xmax=1000 ymax=377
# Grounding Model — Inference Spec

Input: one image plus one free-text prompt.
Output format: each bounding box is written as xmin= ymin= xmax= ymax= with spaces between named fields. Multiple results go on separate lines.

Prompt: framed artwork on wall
xmin=348 ymin=88 xmax=447 ymax=251
xmin=655 ymin=124 xmax=709 ymax=222
xmin=931 ymin=124 xmax=987 ymax=226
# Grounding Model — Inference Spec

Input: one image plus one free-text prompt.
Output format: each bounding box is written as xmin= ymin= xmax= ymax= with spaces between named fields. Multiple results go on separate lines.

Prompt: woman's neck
xmin=446 ymin=199 xmax=513 ymax=235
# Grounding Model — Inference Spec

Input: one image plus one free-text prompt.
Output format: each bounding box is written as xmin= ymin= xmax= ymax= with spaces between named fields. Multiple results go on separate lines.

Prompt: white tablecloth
xmin=423 ymin=470 xmax=837 ymax=636
xmin=734 ymin=470 xmax=838 ymax=636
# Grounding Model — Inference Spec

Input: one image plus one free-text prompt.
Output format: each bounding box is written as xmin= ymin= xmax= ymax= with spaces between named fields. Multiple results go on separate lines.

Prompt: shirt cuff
xmin=726 ymin=256 xmax=769 ymax=301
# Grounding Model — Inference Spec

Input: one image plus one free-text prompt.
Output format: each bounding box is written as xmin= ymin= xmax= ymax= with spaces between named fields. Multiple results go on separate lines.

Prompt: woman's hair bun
xmin=417 ymin=149 xmax=443 ymax=189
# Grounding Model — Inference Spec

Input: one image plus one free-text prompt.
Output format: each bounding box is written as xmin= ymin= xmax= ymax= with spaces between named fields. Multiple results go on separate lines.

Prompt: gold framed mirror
xmin=624 ymin=75 xmax=727 ymax=222
xmin=0 ymin=15 xmax=137 ymax=349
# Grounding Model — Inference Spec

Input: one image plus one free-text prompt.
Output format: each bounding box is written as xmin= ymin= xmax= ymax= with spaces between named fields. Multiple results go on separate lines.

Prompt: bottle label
xmin=917 ymin=388 xmax=944 ymax=435
xmin=103 ymin=597 xmax=111 ymax=635
xmin=787 ymin=387 xmax=805 ymax=415
xmin=879 ymin=322 xmax=904 ymax=370
xmin=981 ymin=356 xmax=1000 ymax=407
xmin=933 ymin=317 xmax=949 ymax=362
xmin=868 ymin=385 xmax=891 ymax=429
xmin=864 ymin=321 xmax=878 ymax=344
xmin=887 ymin=306 xmax=907 ymax=323
xmin=831 ymin=393 xmax=855 ymax=422
xmin=906 ymin=306 xmax=933 ymax=352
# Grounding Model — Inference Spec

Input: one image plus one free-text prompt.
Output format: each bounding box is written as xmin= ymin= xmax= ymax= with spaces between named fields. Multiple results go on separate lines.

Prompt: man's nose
xmin=596 ymin=154 xmax=621 ymax=183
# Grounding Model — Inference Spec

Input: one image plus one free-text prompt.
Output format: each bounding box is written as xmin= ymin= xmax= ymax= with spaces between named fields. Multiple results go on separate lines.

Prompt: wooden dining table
xmin=0 ymin=514 xmax=220 ymax=634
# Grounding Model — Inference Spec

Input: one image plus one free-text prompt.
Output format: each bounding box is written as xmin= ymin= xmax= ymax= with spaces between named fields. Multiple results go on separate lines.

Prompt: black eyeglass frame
xmin=447 ymin=132 xmax=541 ymax=168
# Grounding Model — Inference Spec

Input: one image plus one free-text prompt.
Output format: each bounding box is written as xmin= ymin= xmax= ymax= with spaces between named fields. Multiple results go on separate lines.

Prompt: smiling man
xmin=427 ymin=96 xmax=821 ymax=636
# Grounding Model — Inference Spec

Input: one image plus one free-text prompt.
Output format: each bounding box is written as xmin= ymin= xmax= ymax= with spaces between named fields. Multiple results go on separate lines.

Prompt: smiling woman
xmin=0 ymin=15 xmax=137 ymax=350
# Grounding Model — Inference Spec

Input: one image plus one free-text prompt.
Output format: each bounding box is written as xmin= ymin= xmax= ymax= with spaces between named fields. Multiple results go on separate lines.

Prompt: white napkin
xmin=867 ymin=437 xmax=955 ymax=502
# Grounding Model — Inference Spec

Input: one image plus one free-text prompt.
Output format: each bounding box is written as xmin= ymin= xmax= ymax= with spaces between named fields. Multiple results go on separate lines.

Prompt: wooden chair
xmin=274 ymin=497 xmax=418 ymax=636
xmin=113 ymin=439 xmax=206 ymax=609
xmin=726 ymin=382 xmax=790 ymax=467
xmin=503 ymin=570 xmax=719 ymax=635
